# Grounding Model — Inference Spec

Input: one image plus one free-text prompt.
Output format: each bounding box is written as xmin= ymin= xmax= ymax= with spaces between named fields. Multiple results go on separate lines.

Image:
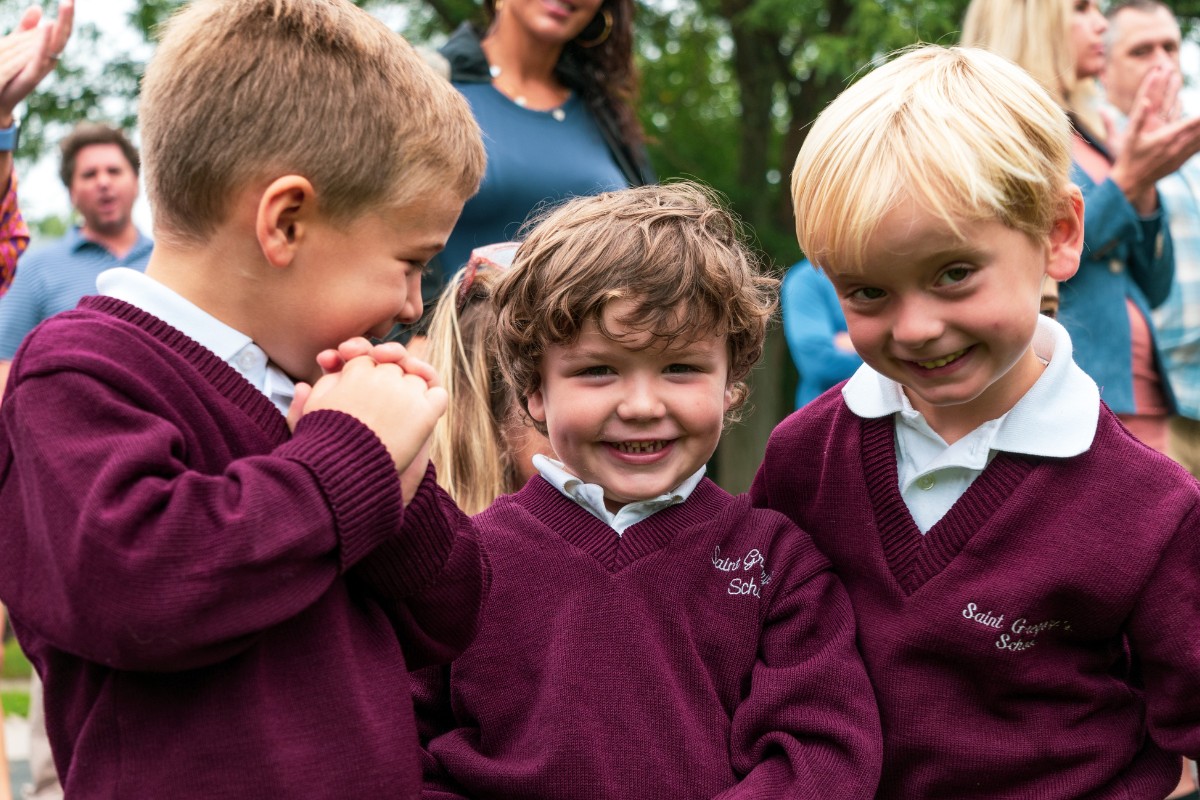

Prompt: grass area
xmin=2 ymin=636 xmax=33 ymax=717
xmin=2 ymin=636 xmax=32 ymax=680
xmin=2 ymin=689 xmax=29 ymax=718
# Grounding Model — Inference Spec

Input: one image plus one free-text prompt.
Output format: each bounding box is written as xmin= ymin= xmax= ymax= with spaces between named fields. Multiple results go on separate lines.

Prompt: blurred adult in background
xmin=1104 ymin=1 xmax=1200 ymax=486
xmin=0 ymin=3 xmax=73 ymax=799
xmin=963 ymin=2 xmax=1200 ymax=796
xmin=962 ymin=0 xmax=1200 ymax=455
xmin=0 ymin=17 xmax=42 ymax=301
xmin=420 ymin=0 xmax=654 ymax=317
xmin=781 ymin=259 xmax=861 ymax=409
xmin=0 ymin=122 xmax=151 ymax=395
xmin=1102 ymin=7 xmax=1200 ymax=795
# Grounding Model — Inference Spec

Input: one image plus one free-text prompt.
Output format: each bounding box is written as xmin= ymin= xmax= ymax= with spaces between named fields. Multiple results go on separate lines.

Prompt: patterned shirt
xmin=0 ymin=174 xmax=31 ymax=298
xmin=1151 ymin=155 xmax=1200 ymax=419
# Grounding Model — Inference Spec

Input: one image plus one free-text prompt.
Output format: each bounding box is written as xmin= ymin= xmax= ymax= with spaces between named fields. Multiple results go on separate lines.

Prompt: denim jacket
xmin=1058 ymin=162 xmax=1176 ymax=414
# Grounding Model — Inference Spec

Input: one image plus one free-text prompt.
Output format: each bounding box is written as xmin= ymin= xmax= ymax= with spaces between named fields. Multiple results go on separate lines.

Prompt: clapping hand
xmin=1110 ymin=65 xmax=1200 ymax=215
xmin=0 ymin=0 xmax=74 ymax=123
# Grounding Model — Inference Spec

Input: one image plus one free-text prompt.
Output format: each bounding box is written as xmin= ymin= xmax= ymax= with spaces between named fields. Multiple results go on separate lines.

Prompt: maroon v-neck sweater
xmin=752 ymin=388 xmax=1200 ymax=800
xmin=415 ymin=476 xmax=882 ymax=799
xmin=0 ymin=297 xmax=485 ymax=798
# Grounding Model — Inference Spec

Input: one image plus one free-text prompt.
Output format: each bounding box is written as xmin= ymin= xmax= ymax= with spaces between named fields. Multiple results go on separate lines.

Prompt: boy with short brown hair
xmin=0 ymin=0 xmax=487 ymax=796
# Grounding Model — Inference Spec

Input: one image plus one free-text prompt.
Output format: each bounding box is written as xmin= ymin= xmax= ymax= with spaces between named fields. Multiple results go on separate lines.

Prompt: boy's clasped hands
xmin=289 ymin=336 xmax=447 ymax=500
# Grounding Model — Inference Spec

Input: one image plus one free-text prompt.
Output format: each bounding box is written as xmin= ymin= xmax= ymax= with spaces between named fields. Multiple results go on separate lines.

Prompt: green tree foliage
xmin=8 ymin=0 xmax=1198 ymax=487
xmin=11 ymin=0 xmax=1200 ymax=268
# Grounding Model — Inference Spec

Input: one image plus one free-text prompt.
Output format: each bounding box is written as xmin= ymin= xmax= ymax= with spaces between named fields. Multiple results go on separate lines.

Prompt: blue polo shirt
xmin=0 ymin=227 xmax=153 ymax=358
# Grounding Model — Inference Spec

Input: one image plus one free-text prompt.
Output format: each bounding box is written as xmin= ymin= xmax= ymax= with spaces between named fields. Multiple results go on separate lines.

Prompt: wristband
xmin=0 ymin=123 xmax=18 ymax=153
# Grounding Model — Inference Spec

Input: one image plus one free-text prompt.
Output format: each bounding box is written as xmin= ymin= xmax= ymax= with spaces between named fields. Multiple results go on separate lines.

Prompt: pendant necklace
xmin=490 ymin=64 xmax=566 ymax=121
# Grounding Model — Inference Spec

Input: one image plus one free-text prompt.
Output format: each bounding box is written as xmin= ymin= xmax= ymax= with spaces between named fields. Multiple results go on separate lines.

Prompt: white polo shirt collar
xmin=532 ymin=453 xmax=704 ymax=535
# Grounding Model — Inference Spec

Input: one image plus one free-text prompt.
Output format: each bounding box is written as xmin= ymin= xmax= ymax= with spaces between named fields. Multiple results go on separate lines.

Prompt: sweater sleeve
xmin=348 ymin=464 xmax=488 ymax=670
xmin=410 ymin=663 xmax=474 ymax=799
xmin=1126 ymin=497 xmax=1200 ymax=760
xmin=717 ymin=517 xmax=882 ymax=800
xmin=0 ymin=358 xmax=406 ymax=673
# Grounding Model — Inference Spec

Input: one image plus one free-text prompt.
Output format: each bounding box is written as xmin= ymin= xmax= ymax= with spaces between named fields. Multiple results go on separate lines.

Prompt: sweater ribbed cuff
xmin=353 ymin=462 xmax=461 ymax=596
xmin=278 ymin=409 xmax=404 ymax=571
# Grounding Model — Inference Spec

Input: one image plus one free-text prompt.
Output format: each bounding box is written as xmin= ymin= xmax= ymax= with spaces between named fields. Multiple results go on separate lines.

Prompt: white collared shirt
xmin=841 ymin=315 xmax=1100 ymax=532
xmin=532 ymin=453 xmax=705 ymax=535
xmin=97 ymin=267 xmax=295 ymax=416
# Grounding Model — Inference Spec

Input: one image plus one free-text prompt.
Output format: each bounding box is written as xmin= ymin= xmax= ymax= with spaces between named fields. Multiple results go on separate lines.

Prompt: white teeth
xmin=916 ymin=348 xmax=966 ymax=369
xmin=615 ymin=440 xmax=665 ymax=454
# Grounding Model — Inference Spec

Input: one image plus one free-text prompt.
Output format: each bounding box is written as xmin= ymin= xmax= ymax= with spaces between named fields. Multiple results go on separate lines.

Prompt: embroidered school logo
xmin=961 ymin=601 xmax=1074 ymax=653
xmin=712 ymin=546 xmax=772 ymax=597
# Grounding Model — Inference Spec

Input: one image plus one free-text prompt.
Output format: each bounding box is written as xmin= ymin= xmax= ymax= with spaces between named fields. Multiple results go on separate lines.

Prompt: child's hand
xmin=300 ymin=355 xmax=448 ymax=473
xmin=399 ymin=436 xmax=432 ymax=506
xmin=289 ymin=337 xmax=386 ymax=431
xmin=314 ymin=336 xmax=377 ymax=375
xmin=315 ymin=338 xmax=441 ymax=388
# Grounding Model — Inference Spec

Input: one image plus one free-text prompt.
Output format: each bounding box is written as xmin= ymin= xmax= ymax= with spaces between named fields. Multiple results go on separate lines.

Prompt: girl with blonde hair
xmin=425 ymin=244 xmax=551 ymax=514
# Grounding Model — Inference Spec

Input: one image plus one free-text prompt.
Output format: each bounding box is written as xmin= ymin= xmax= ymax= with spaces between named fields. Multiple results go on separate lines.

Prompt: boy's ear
xmin=526 ymin=386 xmax=548 ymax=425
xmin=1045 ymin=185 xmax=1085 ymax=282
xmin=256 ymin=175 xmax=318 ymax=269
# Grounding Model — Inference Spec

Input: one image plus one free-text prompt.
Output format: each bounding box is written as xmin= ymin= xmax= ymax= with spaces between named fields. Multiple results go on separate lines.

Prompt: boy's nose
xmin=891 ymin=300 xmax=944 ymax=349
xmin=397 ymin=274 xmax=424 ymax=325
xmin=617 ymin=377 xmax=666 ymax=420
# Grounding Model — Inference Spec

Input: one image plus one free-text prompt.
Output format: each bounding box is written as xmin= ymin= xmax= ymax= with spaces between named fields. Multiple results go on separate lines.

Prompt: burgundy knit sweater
xmin=415 ymin=476 xmax=882 ymax=799
xmin=751 ymin=387 xmax=1200 ymax=799
xmin=0 ymin=297 xmax=485 ymax=798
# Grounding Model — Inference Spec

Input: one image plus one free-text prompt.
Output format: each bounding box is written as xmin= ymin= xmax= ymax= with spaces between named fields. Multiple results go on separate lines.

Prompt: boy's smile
xmin=527 ymin=300 xmax=733 ymax=512
xmin=825 ymin=195 xmax=1081 ymax=443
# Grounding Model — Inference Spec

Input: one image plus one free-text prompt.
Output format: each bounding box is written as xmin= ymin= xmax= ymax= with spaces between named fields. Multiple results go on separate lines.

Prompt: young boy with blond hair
xmin=0 ymin=0 xmax=487 ymax=795
xmin=414 ymin=181 xmax=882 ymax=799
xmin=753 ymin=45 xmax=1200 ymax=798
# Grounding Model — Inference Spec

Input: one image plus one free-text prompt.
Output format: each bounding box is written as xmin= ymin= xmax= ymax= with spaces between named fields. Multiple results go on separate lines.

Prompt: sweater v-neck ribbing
xmin=515 ymin=476 xmax=731 ymax=571
xmin=80 ymin=295 xmax=289 ymax=441
xmin=860 ymin=416 xmax=1037 ymax=595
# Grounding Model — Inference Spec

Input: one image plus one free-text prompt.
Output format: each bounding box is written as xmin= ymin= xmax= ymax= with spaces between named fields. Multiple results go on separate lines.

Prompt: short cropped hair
xmin=493 ymin=181 xmax=777 ymax=430
xmin=139 ymin=0 xmax=485 ymax=247
xmin=1105 ymin=0 xmax=1174 ymax=44
xmin=59 ymin=123 xmax=140 ymax=188
xmin=791 ymin=45 xmax=1072 ymax=272
xmin=1105 ymin=0 xmax=1170 ymax=21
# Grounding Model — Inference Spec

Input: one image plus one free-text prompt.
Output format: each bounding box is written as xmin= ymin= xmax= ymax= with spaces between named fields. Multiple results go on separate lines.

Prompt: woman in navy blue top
xmin=424 ymin=0 xmax=653 ymax=310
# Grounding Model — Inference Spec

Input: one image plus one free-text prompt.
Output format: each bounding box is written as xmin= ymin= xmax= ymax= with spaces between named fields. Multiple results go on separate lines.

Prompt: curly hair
xmin=492 ymin=181 xmax=777 ymax=433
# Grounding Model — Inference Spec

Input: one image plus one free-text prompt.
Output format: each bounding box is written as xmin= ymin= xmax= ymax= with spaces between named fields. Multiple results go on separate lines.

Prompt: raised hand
xmin=1110 ymin=65 xmax=1200 ymax=215
xmin=0 ymin=0 xmax=74 ymax=121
